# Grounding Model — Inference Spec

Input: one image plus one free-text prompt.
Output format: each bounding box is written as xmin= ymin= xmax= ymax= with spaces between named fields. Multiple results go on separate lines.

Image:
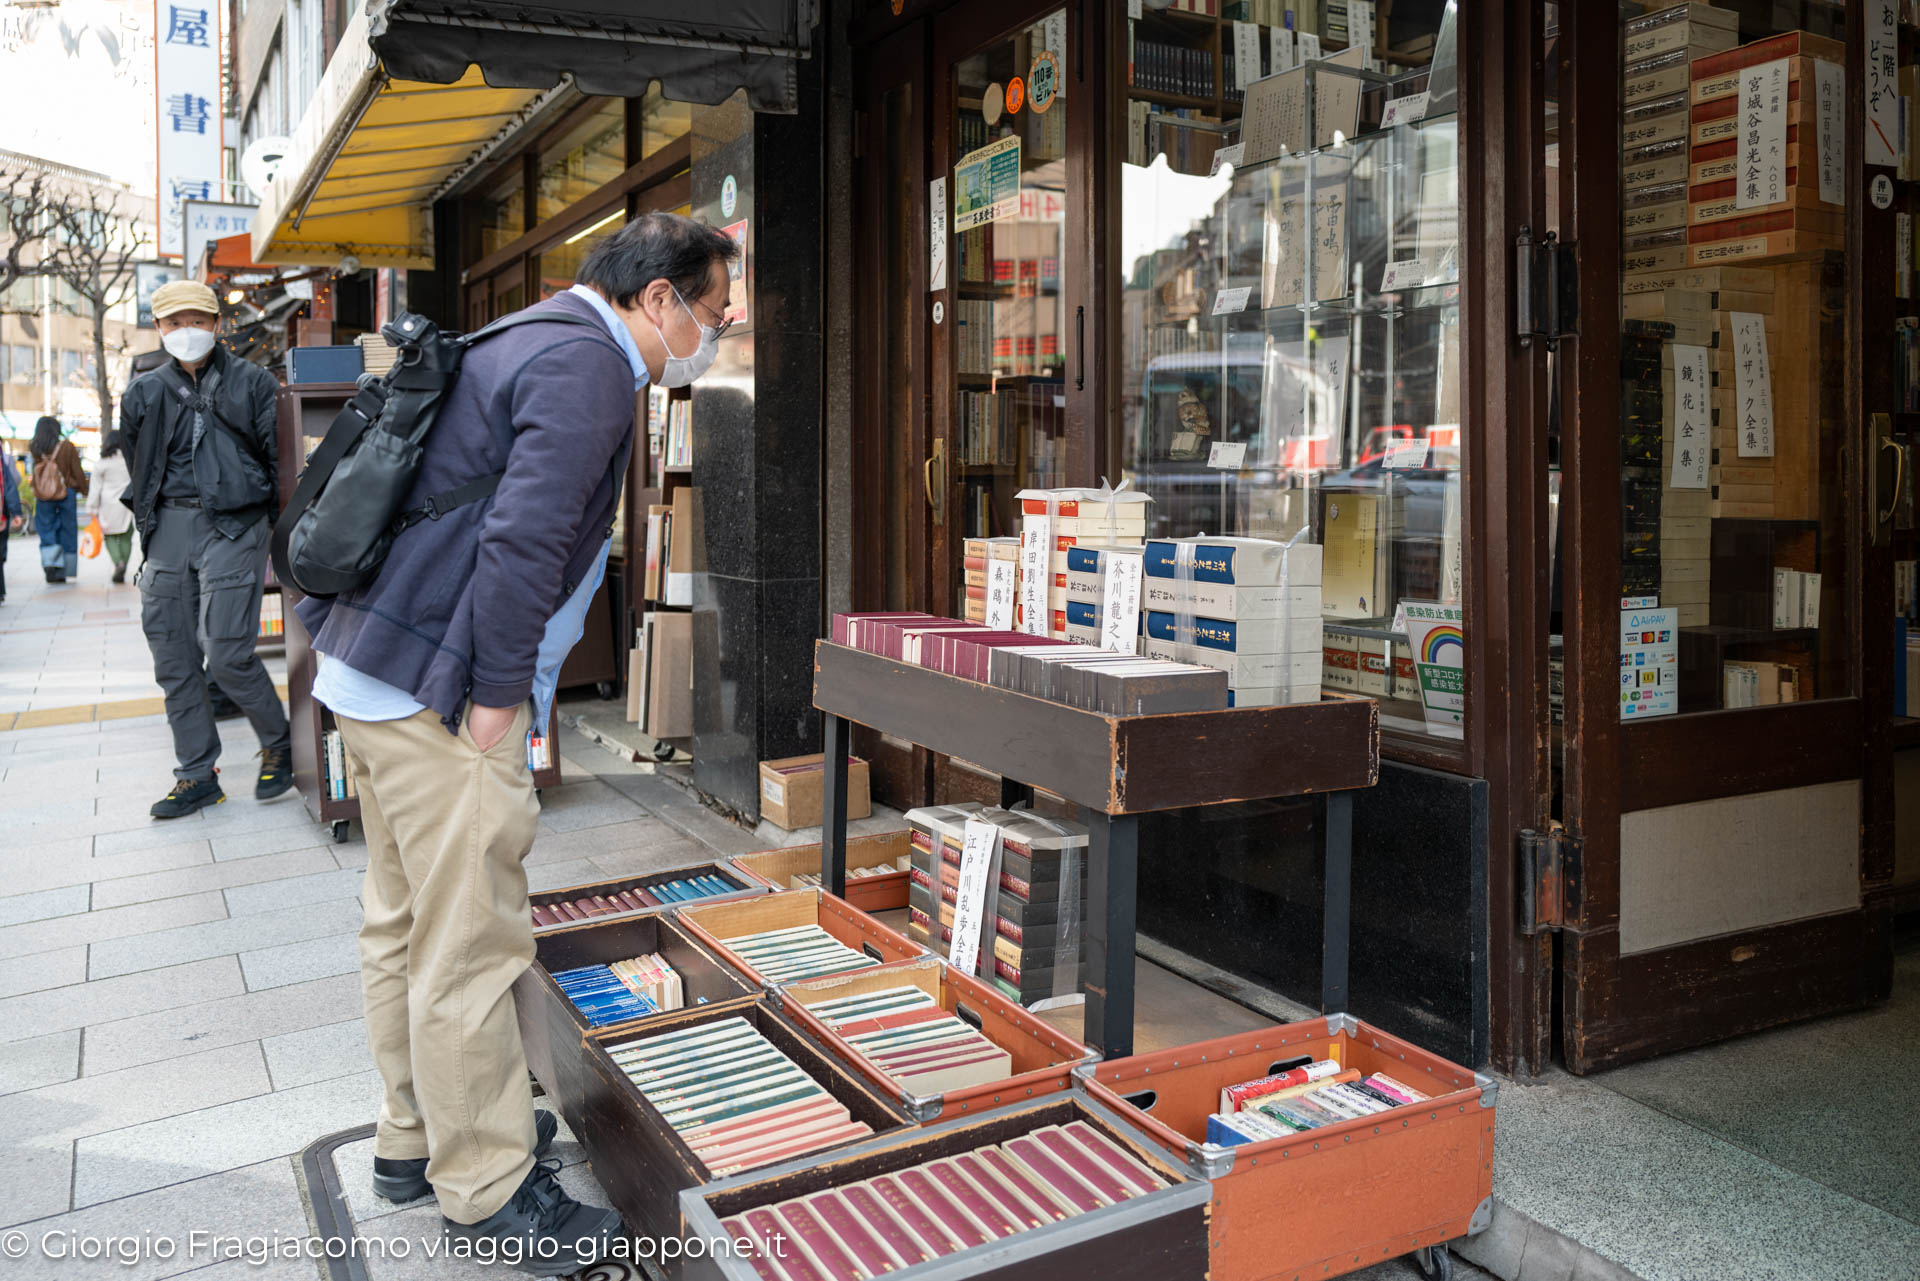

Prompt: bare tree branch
xmin=0 ymin=165 xmax=56 ymax=313
xmin=45 ymin=186 xmax=152 ymax=430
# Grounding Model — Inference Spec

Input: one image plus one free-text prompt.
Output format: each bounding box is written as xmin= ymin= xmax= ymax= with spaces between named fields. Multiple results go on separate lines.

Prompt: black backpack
xmin=270 ymin=309 xmax=608 ymax=599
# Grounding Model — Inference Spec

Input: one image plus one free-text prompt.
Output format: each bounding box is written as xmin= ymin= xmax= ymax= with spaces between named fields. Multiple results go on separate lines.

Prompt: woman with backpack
xmin=30 ymin=415 xmax=87 ymax=583
xmin=85 ymin=429 xmax=135 ymax=584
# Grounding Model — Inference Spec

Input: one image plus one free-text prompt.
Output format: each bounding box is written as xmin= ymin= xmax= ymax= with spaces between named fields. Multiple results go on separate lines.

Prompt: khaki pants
xmin=338 ymin=701 xmax=538 ymax=1224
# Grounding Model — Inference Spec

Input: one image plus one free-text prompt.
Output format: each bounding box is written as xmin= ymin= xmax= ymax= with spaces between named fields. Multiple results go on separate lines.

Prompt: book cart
xmin=272 ymin=382 xmax=562 ymax=843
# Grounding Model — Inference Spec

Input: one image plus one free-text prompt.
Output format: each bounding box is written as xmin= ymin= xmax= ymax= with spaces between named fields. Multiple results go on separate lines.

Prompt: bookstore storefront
xmin=846 ymin=0 xmax=1912 ymax=1076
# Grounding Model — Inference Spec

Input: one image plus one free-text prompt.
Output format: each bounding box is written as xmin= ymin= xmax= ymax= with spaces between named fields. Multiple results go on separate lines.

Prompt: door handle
xmin=1872 ymin=414 xmax=1906 ymax=546
xmin=924 ymin=437 xmax=946 ymax=526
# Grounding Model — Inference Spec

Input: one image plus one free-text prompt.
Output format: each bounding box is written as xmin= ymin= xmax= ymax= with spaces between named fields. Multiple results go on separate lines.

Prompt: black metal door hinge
xmin=1519 ymin=825 xmax=1580 ymax=934
xmin=1514 ymin=227 xmax=1578 ymax=351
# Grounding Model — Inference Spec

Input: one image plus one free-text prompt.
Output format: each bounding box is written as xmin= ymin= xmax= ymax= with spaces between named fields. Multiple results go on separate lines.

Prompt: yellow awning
xmin=251 ymin=6 xmax=550 ymax=269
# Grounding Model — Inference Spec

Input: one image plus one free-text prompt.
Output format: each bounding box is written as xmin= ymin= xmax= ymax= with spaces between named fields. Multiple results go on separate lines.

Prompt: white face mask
xmin=652 ymin=285 xmax=719 ymax=388
xmin=161 ymin=327 xmax=217 ymax=363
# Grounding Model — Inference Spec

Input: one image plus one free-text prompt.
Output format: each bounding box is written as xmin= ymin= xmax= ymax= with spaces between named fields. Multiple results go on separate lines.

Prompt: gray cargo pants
xmin=140 ymin=504 xmax=291 ymax=782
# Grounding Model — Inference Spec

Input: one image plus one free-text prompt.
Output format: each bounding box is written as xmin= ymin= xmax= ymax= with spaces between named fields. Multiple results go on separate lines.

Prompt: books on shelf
xmin=320 ymin=730 xmax=358 ymax=802
xmin=1205 ymin=1061 xmax=1431 ymax=1144
xmin=1722 ymin=659 xmax=1800 ymax=708
xmin=532 ymin=875 xmax=741 ymax=927
xmin=256 ymin=590 xmax=283 ymax=639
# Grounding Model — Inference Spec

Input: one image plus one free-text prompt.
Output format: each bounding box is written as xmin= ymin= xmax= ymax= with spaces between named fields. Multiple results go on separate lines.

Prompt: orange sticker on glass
xmin=1005 ymin=76 xmax=1026 ymax=114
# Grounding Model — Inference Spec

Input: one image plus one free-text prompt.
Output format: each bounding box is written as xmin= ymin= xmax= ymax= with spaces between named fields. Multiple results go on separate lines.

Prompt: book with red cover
xmin=839 ymin=1181 xmax=940 ymax=1265
xmin=1688 ymin=30 xmax=1844 ymax=80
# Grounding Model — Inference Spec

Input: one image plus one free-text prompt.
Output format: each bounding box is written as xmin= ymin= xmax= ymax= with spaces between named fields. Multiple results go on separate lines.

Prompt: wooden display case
xmin=729 ymin=831 xmax=914 ymax=910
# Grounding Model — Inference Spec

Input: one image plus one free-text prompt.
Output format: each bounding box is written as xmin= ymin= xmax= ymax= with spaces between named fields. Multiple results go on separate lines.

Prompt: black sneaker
xmin=442 ymin=1157 xmax=622 ymax=1275
xmin=256 ymin=746 xmax=294 ymax=800
xmin=372 ymin=1110 xmax=560 ymax=1204
xmin=151 ymin=776 xmax=224 ymax=819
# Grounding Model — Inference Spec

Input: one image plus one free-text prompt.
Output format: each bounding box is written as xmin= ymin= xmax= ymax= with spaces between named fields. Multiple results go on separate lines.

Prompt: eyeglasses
xmin=674 ymin=283 xmax=733 ymax=340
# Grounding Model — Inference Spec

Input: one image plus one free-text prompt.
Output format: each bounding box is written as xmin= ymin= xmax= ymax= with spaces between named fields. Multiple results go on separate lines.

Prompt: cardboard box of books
xmin=778 ymin=955 xmax=1095 ymax=1123
xmin=730 ymin=830 xmax=914 ymax=913
xmin=580 ymin=998 xmax=915 ymax=1261
xmin=676 ymin=1093 xmax=1210 ymax=1281
xmin=511 ymin=910 xmax=761 ymax=1137
xmin=678 ymin=887 xmax=927 ymax=990
xmin=1075 ymin=1014 xmax=1495 ymax=1281
xmin=759 ymin=753 xmax=873 ymax=831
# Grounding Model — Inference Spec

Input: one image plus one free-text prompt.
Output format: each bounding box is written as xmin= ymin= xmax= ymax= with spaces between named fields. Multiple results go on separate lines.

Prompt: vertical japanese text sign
xmin=155 ymin=1 xmax=223 ymax=259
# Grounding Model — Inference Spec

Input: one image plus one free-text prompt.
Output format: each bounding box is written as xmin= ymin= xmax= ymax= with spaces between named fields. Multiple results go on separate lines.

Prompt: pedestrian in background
xmin=30 ymin=416 xmax=86 ymax=584
xmin=15 ymin=454 xmax=35 ymax=535
xmin=0 ymin=446 xmax=21 ymax=603
xmin=120 ymin=280 xmax=292 ymax=818
xmin=85 ymin=429 xmax=136 ymax=583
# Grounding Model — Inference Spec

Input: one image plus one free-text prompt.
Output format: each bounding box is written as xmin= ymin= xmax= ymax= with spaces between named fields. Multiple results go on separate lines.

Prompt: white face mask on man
xmin=652 ymin=285 xmax=719 ymax=388
xmin=161 ymin=327 xmax=217 ymax=363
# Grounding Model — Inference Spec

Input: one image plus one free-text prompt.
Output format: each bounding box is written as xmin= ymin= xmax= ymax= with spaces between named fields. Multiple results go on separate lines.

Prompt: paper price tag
xmin=1100 ymin=554 xmax=1143 ymax=654
xmin=1730 ymin=314 xmax=1775 ymax=457
xmin=928 ymin=178 xmax=948 ymax=292
xmin=1668 ymin=344 xmax=1710 ymax=488
xmin=1382 ymin=438 xmax=1428 ymax=469
xmin=1736 ymin=59 xmax=1789 ymax=211
xmin=1211 ymin=285 xmax=1253 ymax=315
xmin=986 ymin=558 xmax=1016 ymax=630
xmin=1814 ymin=60 xmax=1845 ymax=206
xmin=1209 ymin=142 xmax=1245 ymax=175
xmin=949 ymin=819 xmax=1000 ymax=977
xmin=1380 ymin=91 xmax=1429 ymax=129
xmin=1207 ymin=440 xmax=1248 ymax=469
xmin=1380 ymin=258 xmax=1429 ymax=292
xmin=1019 ymin=517 xmax=1053 ymax=635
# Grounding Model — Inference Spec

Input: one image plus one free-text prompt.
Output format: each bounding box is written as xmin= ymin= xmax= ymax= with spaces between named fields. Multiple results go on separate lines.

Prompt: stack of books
xmin=1017 ymin=488 xmax=1151 ymax=639
xmin=905 ymin=805 xmax=1088 ymax=1009
xmin=715 ymin=1118 xmax=1167 ymax=1273
xmin=955 ymin=299 xmax=995 ymax=375
xmin=807 ymin=985 xmax=1014 ymax=1094
xmin=962 ymin=537 xmax=1019 ymax=624
xmin=1141 ymin=536 xmax=1324 ymax=707
xmin=1722 ymin=659 xmax=1801 ymax=707
xmin=1687 ymin=29 xmax=1845 ymax=267
xmin=356 ymin=332 xmax=399 ymax=377
xmin=530 ymin=874 xmax=740 ymax=926
xmin=553 ymin=964 xmax=659 ymax=1026
xmin=609 ymin=1018 xmax=875 ymax=1175
xmin=786 ymin=860 xmax=908 ymax=893
xmin=256 ymin=591 xmax=283 ymax=639
xmin=1205 ymin=1058 xmax=1432 ymax=1143
xmin=724 ymin=923 xmax=882 ymax=984
xmin=320 ymin=729 xmax=358 ymax=802
xmin=1620 ymin=3 xmax=1739 ymax=277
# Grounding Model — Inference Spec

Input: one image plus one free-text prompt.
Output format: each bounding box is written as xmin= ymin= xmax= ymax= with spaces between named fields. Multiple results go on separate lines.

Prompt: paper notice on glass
xmin=1045 ymin=11 xmax=1067 ymax=99
xmin=1212 ymin=285 xmax=1253 ymax=315
xmin=1379 ymin=258 xmax=1429 ymax=292
xmin=1619 ymin=605 xmax=1679 ymax=719
xmin=1669 ymin=344 xmax=1710 ymax=489
xmin=1867 ymin=0 xmax=1898 ymax=168
xmin=948 ymin=819 xmax=1000 ymax=977
xmin=1814 ymin=60 xmax=1844 ymax=206
xmin=1311 ymin=178 xmax=1351 ymax=301
xmin=1234 ymin=21 xmax=1262 ymax=90
xmin=1261 ymin=164 xmax=1307 ymax=307
xmin=1731 ymin=313 xmax=1775 ymax=458
xmin=928 ymin=178 xmax=948 ymax=292
xmin=986 ymin=558 xmax=1016 ymax=630
xmin=954 ymin=136 xmax=1022 ymax=231
xmin=1381 ymin=91 xmax=1430 ymax=129
xmin=1271 ymin=26 xmax=1296 ymax=74
xmin=1736 ymin=59 xmax=1789 ymax=211
xmin=1019 ymin=516 xmax=1053 ymax=635
xmin=1100 ymin=554 xmax=1143 ymax=654
xmin=1382 ymin=438 xmax=1429 ymax=469
xmin=1402 ymin=601 xmax=1465 ymax=739
xmin=1310 ymin=326 xmax=1351 ymax=444
xmin=1207 ymin=441 xmax=1248 ymax=469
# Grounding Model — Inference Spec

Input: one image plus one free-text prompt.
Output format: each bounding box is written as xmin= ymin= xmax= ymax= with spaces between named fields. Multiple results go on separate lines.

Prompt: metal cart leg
xmin=1083 ymin=808 xmax=1138 ymax=1059
xmin=821 ymin=713 xmax=850 ymax=896
xmin=1322 ymin=790 xmax=1353 ymax=1013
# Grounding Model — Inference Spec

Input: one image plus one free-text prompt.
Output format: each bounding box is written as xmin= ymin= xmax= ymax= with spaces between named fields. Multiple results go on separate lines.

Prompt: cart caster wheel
xmin=330 ymin=820 xmax=350 ymax=844
xmin=596 ymin=680 xmax=616 ymax=700
xmin=1414 ymin=1244 xmax=1453 ymax=1281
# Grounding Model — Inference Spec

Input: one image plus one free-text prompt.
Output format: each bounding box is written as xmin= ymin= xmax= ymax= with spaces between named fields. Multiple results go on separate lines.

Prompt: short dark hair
xmin=100 ymin=429 xmax=126 ymax=458
xmin=577 ymin=212 xmax=739 ymax=310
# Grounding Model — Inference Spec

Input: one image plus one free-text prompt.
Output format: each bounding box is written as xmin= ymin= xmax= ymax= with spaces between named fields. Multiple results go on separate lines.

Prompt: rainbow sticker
xmin=1420 ymin=625 xmax=1465 ymax=664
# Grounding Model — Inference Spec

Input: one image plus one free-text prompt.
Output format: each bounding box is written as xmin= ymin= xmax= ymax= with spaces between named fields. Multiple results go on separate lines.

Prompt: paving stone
xmin=8 ymin=1042 xmax=270 ymax=1146
xmin=209 ymin=822 xmax=340 ymax=863
xmin=92 ymin=823 xmax=220 ymax=858
xmin=0 ymin=944 xmax=89 ymax=998
xmin=240 ymin=931 xmax=360 ymax=991
xmin=0 ymin=890 xmax=228 ymax=962
xmin=82 ymin=972 xmax=363 ymax=1074
xmin=89 ymin=847 xmax=340 ymax=911
xmin=88 ymin=898 xmax=362 ymax=980
xmin=72 ymin=1069 xmax=385 ymax=1206
xmin=0 ymin=1029 xmax=81 ymax=1096
xmin=221 ymin=866 xmax=363 ymax=916
xmin=0 ymin=841 xmax=216 ymax=900
xmin=0 ymin=956 xmax=244 ymax=1042
xmin=522 ymin=818 xmax=695 ymax=867
xmin=588 ymin=842 xmax=723 ymax=881
xmin=0 ymin=884 xmax=90 ymax=928
xmin=261 ymin=1017 xmax=373 ymax=1090
xmin=525 ymin=858 xmax=604 ymax=894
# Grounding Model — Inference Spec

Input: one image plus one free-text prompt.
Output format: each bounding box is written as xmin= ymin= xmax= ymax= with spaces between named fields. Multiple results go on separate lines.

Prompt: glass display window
xmin=536 ymin=99 xmax=627 ymax=224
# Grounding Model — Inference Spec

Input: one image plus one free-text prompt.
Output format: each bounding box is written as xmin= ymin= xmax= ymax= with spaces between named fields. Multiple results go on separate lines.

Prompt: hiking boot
xmin=441 ymin=1157 xmax=622 ymax=1275
xmin=111 ymin=564 xmax=126 ymax=584
xmin=151 ymin=776 xmax=224 ymax=819
xmin=256 ymin=745 xmax=294 ymax=800
xmin=373 ymin=1111 xmax=560 ymax=1204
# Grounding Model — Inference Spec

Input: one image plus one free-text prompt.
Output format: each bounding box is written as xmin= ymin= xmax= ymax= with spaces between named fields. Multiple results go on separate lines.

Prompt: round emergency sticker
xmin=1872 ymin=173 xmax=1894 ymax=210
xmin=982 ymin=82 xmax=1004 ymax=126
xmin=932 ymin=300 xmax=944 ymax=324
xmin=1029 ymin=51 xmax=1059 ymax=113
xmin=1005 ymin=76 xmax=1026 ymax=114
xmin=721 ymin=174 xmax=737 ymax=218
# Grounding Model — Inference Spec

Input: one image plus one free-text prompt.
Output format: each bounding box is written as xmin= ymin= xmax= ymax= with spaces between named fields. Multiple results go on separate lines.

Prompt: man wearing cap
xmin=121 ymin=280 xmax=293 ymax=818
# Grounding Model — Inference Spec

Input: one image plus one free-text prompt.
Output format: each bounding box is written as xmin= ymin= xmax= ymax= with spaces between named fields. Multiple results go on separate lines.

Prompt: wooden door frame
xmin=1555 ymin=0 xmax=1893 ymax=1075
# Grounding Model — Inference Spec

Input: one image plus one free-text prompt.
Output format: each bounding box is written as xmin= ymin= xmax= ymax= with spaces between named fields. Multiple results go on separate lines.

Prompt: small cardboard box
xmin=758 ymin=753 xmax=870 ymax=830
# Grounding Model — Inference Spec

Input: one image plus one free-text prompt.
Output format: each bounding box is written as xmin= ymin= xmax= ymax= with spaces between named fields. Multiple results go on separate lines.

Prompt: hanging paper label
xmin=1234 ymin=21 xmax=1262 ymax=91
xmin=1737 ymin=59 xmax=1789 ymax=211
xmin=929 ymin=177 xmax=948 ymax=292
xmin=1380 ymin=91 xmax=1430 ymax=129
xmin=1019 ymin=516 xmax=1053 ymax=635
xmin=1669 ymin=343 xmax=1710 ymax=489
xmin=1867 ymin=0 xmax=1899 ymax=168
xmin=1731 ymin=313 xmax=1775 ymax=458
xmin=1299 ymin=33 xmax=1322 ymax=62
xmin=1209 ymin=142 xmax=1245 ymax=175
xmin=949 ymin=819 xmax=999 ymax=977
xmin=1271 ymin=26 xmax=1296 ymax=74
xmin=1099 ymin=554 xmax=1143 ymax=654
xmin=986 ymin=558 xmax=1016 ymax=630
xmin=1045 ymin=11 xmax=1067 ymax=100
xmin=1207 ymin=440 xmax=1248 ymax=469
xmin=1212 ymin=285 xmax=1253 ymax=315
xmin=1814 ymin=60 xmax=1845 ymax=207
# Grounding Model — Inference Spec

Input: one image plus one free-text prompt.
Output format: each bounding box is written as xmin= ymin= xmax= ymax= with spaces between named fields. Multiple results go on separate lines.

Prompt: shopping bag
xmin=80 ymin=516 xmax=103 ymax=558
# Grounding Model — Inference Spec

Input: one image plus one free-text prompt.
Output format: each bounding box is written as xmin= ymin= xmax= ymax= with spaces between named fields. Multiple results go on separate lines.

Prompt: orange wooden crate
xmin=777 ymin=955 xmax=1095 ymax=1122
xmin=1076 ymin=1014 xmax=1495 ymax=1281
xmin=675 ymin=887 xmax=926 ymax=989
xmin=727 ymin=830 xmax=912 ymax=912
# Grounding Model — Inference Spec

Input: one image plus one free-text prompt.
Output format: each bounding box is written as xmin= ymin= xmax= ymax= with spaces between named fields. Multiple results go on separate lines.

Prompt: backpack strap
xmin=157 ymin=361 xmax=275 ymax=476
xmin=268 ymin=380 xmax=389 ymax=592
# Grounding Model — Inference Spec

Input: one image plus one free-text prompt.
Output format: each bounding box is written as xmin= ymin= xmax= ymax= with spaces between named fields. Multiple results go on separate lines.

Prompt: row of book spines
xmin=321 ymin=730 xmax=357 ymax=802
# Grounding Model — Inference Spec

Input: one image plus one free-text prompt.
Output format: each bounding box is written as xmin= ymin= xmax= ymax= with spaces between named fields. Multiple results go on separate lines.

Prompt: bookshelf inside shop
xmin=1119 ymin=1 xmax=1462 ymax=742
xmin=272 ymin=383 xmax=563 ymax=843
xmin=628 ymin=382 xmax=699 ymax=748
